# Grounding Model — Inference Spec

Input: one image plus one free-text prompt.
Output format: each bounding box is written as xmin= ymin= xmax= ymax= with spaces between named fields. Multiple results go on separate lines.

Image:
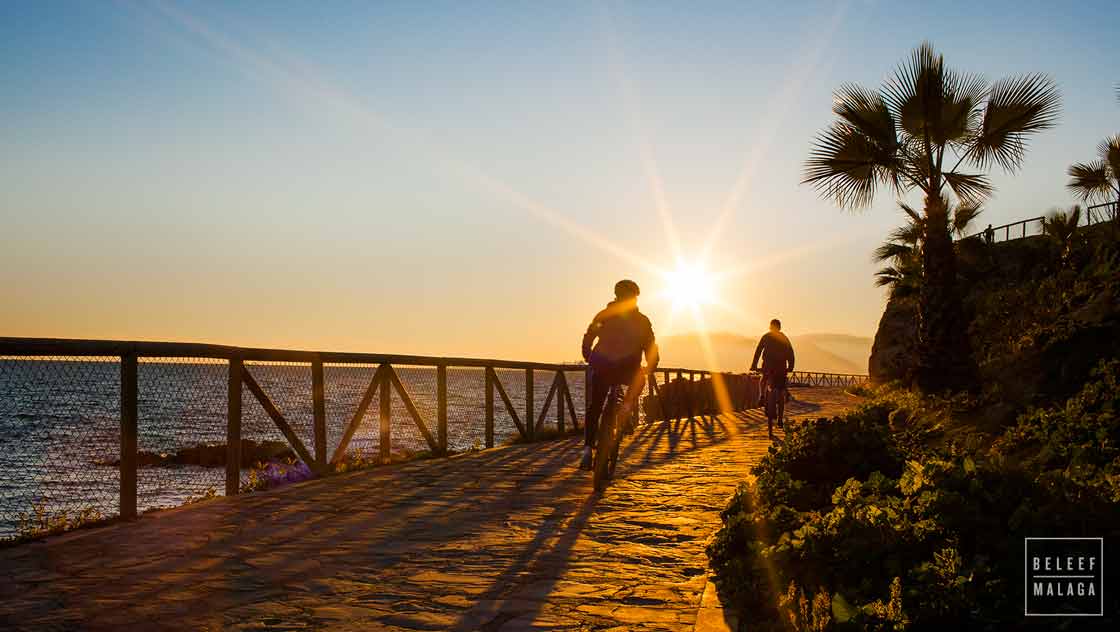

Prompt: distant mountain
xmin=657 ymin=331 xmax=872 ymax=374
xmin=798 ymin=333 xmax=875 ymax=371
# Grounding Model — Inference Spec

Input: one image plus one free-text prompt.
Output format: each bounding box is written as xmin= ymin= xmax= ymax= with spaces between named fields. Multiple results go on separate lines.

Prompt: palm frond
xmin=942 ymin=70 xmax=988 ymax=150
xmin=888 ymin=221 xmax=924 ymax=245
xmin=951 ymin=202 xmax=983 ymax=236
xmin=832 ymin=83 xmax=900 ymax=153
xmin=884 ymin=42 xmax=943 ymax=140
xmin=898 ymin=202 xmax=923 ymax=224
xmin=1041 ymin=205 xmax=1082 ymax=243
xmin=970 ymin=73 xmax=1061 ymax=172
xmin=803 ymin=121 xmax=903 ymax=209
xmin=874 ymin=265 xmax=904 ymax=287
xmin=943 ymin=171 xmax=993 ymax=204
xmin=873 ymin=241 xmax=914 ymax=262
xmin=1097 ymin=133 xmax=1120 ymax=181
xmin=1067 ymin=160 xmax=1113 ymax=201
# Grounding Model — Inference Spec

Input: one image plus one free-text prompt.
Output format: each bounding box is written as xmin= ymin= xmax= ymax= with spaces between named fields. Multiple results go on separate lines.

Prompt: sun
xmin=663 ymin=261 xmax=718 ymax=309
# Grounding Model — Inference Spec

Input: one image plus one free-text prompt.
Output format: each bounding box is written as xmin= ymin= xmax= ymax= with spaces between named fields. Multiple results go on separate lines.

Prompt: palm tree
xmin=803 ymin=42 xmax=1060 ymax=392
xmin=874 ymin=200 xmax=981 ymax=300
xmin=1041 ymin=205 xmax=1083 ymax=261
xmin=1067 ymin=134 xmax=1120 ymax=223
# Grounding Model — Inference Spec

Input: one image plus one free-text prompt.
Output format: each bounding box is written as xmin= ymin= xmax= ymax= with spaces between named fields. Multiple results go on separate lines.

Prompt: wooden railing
xmin=0 ymin=337 xmax=869 ymax=526
xmin=1086 ymin=201 xmax=1118 ymax=225
xmin=787 ymin=371 xmax=870 ymax=388
xmin=961 ymin=201 xmax=1117 ymax=244
xmin=0 ymin=338 xmax=750 ymax=522
xmin=0 ymin=338 xmax=591 ymax=520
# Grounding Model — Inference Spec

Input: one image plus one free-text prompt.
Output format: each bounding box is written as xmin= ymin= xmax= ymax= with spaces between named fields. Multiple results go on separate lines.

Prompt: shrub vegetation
xmin=709 ymin=233 xmax=1120 ymax=629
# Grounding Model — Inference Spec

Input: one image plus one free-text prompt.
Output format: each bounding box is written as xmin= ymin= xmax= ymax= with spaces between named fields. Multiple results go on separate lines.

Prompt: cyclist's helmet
xmin=614 ymin=279 xmax=640 ymax=299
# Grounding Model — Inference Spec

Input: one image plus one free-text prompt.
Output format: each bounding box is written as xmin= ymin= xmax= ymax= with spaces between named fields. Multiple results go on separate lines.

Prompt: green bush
xmin=754 ymin=402 xmax=903 ymax=511
xmin=708 ymin=381 xmax=1120 ymax=629
xmin=999 ymin=359 xmax=1120 ymax=470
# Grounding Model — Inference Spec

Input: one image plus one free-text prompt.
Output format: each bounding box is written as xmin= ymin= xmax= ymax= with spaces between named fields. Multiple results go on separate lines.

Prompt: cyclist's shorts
xmin=589 ymin=355 xmax=641 ymax=387
xmin=764 ymin=370 xmax=788 ymax=391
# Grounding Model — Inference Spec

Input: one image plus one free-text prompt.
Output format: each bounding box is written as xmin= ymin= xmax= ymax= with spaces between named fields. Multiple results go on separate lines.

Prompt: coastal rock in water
xmin=97 ymin=439 xmax=296 ymax=468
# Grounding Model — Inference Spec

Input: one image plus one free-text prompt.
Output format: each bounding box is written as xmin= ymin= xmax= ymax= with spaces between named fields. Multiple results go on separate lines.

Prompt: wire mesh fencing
xmin=0 ymin=344 xmax=596 ymax=539
xmin=0 ymin=356 xmax=122 ymax=539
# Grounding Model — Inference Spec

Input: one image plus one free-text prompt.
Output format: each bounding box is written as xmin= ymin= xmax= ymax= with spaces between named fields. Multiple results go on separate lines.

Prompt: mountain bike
xmin=592 ymin=373 xmax=643 ymax=492
xmin=753 ymin=371 xmax=787 ymax=438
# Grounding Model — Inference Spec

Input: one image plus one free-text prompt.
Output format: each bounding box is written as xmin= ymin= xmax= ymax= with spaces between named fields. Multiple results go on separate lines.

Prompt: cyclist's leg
xmin=763 ymin=370 xmax=777 ymax=435
xmin=757 ymin=373 xmax=768 ymax=409
xmin=774 ymin=372 xmax=788 ymax=428
xmin=609 ymin=386 xmax=625 ymax=473
xmin=585 ymin=372 xmax=610 ymax=449
xmin=620 ymin=370 xmax=645 ymax=432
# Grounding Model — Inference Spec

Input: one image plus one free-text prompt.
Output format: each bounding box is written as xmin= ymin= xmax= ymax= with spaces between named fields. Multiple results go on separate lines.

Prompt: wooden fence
xmin=0 ymin=337 xmax=868 ymax=524
xmin=787 ymin=371 xmax=870 ymax=388
xmin=961 ymin=201 xmax=1117 ymax=244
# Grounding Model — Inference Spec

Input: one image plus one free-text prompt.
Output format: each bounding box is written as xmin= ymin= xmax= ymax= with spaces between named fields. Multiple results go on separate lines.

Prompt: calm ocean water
xmin=0 ymin=360 xmax=587 ymax=537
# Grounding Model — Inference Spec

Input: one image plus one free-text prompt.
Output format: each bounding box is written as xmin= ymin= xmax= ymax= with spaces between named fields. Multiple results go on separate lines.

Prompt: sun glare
xmin=664 ymin=261 xmax=718 ymax=309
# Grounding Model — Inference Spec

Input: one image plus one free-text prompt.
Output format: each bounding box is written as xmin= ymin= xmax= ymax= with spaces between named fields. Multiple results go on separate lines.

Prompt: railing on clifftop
xmin=960 ymin=201 xmax=1117 ymax=244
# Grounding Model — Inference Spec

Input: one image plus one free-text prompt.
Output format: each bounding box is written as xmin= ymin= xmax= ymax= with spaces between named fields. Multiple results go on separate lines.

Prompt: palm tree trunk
xmin=916 ymin=195 xmax=978 ymax=392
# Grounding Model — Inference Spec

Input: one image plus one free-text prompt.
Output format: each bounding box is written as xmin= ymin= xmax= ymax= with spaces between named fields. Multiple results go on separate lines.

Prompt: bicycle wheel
xmin=593 ymin=389 xmax=617 ymax=492
xmin=608 ymin=400 xmax=623 ymax=478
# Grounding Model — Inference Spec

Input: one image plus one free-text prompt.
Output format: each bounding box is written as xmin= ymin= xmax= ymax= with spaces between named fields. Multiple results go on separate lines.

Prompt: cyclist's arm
xmin=643 ymin=318 xmax=659 ymax=370
xmin=750 ymin=337 xmax=764 ymax=372
xmin=644 ymin=339 xmax=659 ymax=371
xmin=787 ymin=343 xmax=795 ymax=373
xmin=581 ymin=319 xmax=600 ymax=362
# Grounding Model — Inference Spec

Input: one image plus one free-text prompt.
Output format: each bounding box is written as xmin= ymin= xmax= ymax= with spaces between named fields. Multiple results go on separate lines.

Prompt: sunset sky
xmin=2 ymin=1 xmax=1118 ymax=363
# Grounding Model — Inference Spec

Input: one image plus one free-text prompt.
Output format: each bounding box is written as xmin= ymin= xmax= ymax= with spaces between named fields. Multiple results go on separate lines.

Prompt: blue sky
xmin=2 ymin=1 xmax=1117 ymax=362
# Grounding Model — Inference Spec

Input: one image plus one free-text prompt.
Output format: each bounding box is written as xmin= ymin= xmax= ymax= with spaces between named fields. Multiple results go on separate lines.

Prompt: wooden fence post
xmin=662 ymin=370 xmax=670 ymax=420
xmin=525 ymin=368 xmax=534 ymax=439
xmin=556 ymin=371 xmax=565 ymax=432
xmin=437 ymin=364 xmax=448 ymax=455
xmin=379 ymin=363 xmax=391 ymax=464
xmin=226 ymin=356 xmax=242 ymax=496
xmin=120 ymin=353 xmax=138 ymax=520
xmin=312 ymin=357 xmax=327 ymax=467
xmin=680 ymin=369 xmax=689 ymax=419
xmin=485 ymin=367 xmax=495 ymax=448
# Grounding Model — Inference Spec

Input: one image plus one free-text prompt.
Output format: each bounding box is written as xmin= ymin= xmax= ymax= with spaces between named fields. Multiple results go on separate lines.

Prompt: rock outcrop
xmin=868 ymin=298 xmax=919 ymax=383
xmin=97 ymin=439 xmax=296 ymax=468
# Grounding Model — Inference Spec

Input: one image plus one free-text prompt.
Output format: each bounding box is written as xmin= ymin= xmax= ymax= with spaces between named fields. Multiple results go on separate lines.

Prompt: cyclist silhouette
xmin=580 ymin=279 xmax=659 ymax=470
xmin=750 ymin=318 xmax=795 ymax=437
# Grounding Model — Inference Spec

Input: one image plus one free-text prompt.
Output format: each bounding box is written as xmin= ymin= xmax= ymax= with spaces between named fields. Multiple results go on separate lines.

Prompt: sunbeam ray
xmin=599 ymin=4 xmax=684 ymax=264
xmin=699 ymin=2 xmax=850 ymax=264
xmin=144 ymin=0 xmax=662 ymax=278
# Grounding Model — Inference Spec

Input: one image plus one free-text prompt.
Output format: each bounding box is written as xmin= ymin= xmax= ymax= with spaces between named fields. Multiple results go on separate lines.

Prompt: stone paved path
xmin=0 ymin=387 xmax=858 ymax=631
